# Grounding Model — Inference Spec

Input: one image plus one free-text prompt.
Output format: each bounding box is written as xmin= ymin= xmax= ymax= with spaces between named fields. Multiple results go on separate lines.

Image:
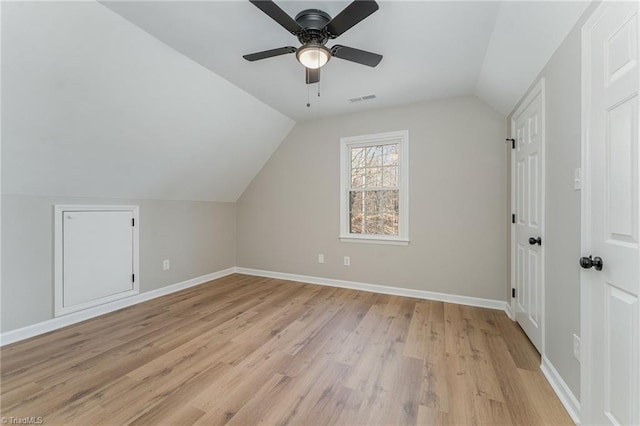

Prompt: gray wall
xmin=237 ymin=96 xmax=508 ymax=301
xmin=1 ymin=195 xmax=236 ymax=332
xmin=507 ymin=2 xmax=599 ymax=400
xmin=1 ymin=1 xmax=244 ymax=334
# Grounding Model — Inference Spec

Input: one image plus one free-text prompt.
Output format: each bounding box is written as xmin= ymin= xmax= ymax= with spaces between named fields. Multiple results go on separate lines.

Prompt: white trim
xmin=509 ymin=103 xmax=517 ymax=323
xmin=0 ymin=268 xmax=235 ymax=347
xmin=504 ymin=300 xmax=515 ymax=320
xmin=54 ymin=205 xmax=141 ymax=316
xmin=509 ymin=77 xmax=546 ymax=356
xmin=339 ymin=130 xmax=409 ymax=244
xmin=580 ymin=3 xmax=611 ymax=422
xmin=541 ymin=355 xmax=581 ymax=425
xmin=235 ymin=267 xmax=507 ymax=311
xmin=339 ymin=237 xmax=409 ymax=246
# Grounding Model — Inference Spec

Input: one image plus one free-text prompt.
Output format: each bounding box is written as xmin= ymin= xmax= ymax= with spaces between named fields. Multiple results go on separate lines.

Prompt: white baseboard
xmin=0 ymin=268 xmax=235 ymax=347
xmin=235 ymin=267 xmax=507 ymax=311
xmin=540 ymin=355 xmax=581 ymax=424
xmin=505 ymin=301 xmax=515 ymax=320
xmin=0 ymin=266 xmax=509 ymax=346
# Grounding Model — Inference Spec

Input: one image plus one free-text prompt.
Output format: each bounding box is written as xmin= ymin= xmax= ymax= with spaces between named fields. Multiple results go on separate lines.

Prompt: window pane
xmin=350 ymin=212 xmax=363 ymax=234
xmin=351 ymin=147 xmax=365 ymax=169
xmin=351 ymin=167 xmax=365 ymax=188
xmin=349 ymin=191 xmax=365 ymax=233
xmin=365 ymin=167 xmax=382 ymax=188
xmin=364 ymin=214 xmax=382 ymax=234
xmin=382 ymin=190 xmax=399 ymax=213
xmin=349 ymin=191 xmax=363 ymax=213
xmin=382 ymin=166 xmax=397 ymax=187
xmin=364 ymin=190 xmax=381 ymax=214
xmin=383 ymin=213 xmax=399 ymax=235
xmin=383 ymin=144 xmax=399 ymax=166
xmin=365 ymin=146 xmax=382 ymax=166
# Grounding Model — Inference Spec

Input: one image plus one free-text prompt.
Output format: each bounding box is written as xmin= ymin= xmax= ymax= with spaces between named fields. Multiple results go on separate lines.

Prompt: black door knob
xmin=528 ymin=237 xmax=542 ymax=246
xmin=580 ymin=256 xmax=603 ymax=271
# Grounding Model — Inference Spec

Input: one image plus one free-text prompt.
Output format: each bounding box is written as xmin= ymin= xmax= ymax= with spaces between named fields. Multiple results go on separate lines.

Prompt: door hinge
xmin=512 ymin=213 xmax=516 ymax=224
xmin=132 ymin=218 xmax=135 ymax=227
xmin=512 ymin=288 xmax=516 ymax=298
xmin=132 ymin=274 xmax=135 ymax=283
xmin=506 ymin=138 xmax=516 ymax=149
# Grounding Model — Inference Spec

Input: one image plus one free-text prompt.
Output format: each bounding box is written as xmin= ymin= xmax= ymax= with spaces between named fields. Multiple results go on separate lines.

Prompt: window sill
xmin=339 ymin=236 xmax=410 ymax=246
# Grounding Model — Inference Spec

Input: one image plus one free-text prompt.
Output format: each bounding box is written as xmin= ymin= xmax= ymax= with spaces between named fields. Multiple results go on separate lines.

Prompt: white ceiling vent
xmin=349 ymin=94 xmax=377 ymax=103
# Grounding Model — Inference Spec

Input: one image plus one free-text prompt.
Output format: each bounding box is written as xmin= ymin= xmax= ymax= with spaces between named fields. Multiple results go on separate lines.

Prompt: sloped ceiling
xmin=101 ymin=0 xmax=590 ymax=120
xmin=1 ymin=1 xmax=294 ymax=202
xmin=2 ymin=1 xmax=590 ymax=203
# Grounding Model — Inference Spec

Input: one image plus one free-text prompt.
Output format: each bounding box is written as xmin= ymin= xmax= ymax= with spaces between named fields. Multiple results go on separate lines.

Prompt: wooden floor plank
xmin=0 ymin=274 xmax=573 ymax=425
xmin=518 ymin=368 xmax=575 ymax=425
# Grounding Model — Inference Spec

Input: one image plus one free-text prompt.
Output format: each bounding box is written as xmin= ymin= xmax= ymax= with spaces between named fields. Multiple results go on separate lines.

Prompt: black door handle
xmin=528 ymin=237 xmax=542 ymax=246
xmin=580 ymin=256 xmax=603 ymax=271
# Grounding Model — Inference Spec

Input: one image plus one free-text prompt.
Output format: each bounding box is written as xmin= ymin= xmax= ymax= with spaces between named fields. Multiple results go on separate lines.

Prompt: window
xmin=340 ymin=130 xmax=409 ymax=244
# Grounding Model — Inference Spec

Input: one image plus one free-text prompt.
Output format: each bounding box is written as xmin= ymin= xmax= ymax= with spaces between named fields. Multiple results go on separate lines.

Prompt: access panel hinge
xmin=506 ymin=138 xmax=516 ymax=149
xmin=132 ymin=274 xmax=135 ymax=283
xmin=512 ymin=288 xmax=516 ymax=298
xmin=512 ymin=214 xmax=516 ymax=224
xmin=132 ymin=218 xmax=135 ymax=227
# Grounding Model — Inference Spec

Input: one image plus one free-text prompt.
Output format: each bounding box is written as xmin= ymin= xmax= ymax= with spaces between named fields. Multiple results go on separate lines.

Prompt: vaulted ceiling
xmin=2 ymin=2 xmax=294 ymax=202
xmin=101 ymin=1 xmax=590 ymax=120
xmin=2 ymin=1 xmax=591 ymax=203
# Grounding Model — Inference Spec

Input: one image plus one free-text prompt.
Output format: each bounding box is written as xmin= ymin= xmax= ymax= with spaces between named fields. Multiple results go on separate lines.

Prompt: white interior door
xmin=512 ymin=79 xmax=545 ymax=352
xmin=582 ymin=2 xmax=639 ymax=425
xmin=56 ymin=206 xmax=139 ymax=315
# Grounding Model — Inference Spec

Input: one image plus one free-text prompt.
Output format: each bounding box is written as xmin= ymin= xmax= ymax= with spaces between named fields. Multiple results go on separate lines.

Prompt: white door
xmin=582 ymin=2 xmax=639 ymax=425
xmin=56 ymin=207 xmax=139 ymax=315
xmin=512 ymin=79 xmax=545 ymax=352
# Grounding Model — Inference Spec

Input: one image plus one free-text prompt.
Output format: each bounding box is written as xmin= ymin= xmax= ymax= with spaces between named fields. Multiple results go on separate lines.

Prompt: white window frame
xmin=339 ymin=130 xmax=409 ymax=245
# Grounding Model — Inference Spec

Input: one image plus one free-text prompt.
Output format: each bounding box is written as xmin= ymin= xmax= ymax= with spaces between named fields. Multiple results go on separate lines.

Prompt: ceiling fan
xmin=243 ymin=0 xmax=383 ymax=85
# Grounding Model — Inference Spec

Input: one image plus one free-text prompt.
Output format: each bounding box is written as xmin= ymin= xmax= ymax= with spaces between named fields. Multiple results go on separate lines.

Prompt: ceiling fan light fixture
xmin=296 ymin=44 xmax=331 ymax=69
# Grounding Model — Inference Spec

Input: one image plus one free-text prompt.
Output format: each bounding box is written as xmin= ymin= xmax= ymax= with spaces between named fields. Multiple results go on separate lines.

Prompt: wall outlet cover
xmin=573 ymin=333 xmax=581 ymax=361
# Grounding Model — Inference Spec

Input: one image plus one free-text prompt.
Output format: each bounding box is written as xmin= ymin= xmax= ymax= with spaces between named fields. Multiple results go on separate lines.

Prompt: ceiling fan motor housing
xmin=295 ymin=9 xmax=331 ymax=44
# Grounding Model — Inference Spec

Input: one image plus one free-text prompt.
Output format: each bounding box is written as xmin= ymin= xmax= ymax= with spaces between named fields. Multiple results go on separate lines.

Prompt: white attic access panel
xmin=54 ymin=205 xmax=140 ymax=316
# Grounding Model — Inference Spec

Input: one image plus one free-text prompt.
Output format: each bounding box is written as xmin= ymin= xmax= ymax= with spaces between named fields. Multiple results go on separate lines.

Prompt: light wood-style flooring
xmin=1 ymin=274 xmax=572 ymax=425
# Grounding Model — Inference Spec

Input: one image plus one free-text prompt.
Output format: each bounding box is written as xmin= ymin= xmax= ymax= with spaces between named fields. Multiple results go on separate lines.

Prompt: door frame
xmin=54 ymin=204 xmax=140 ymax=316
xmin=509 ymin=77 xmax=546 ymax=357
xmin=580 ymin=6 xmax=595 ymax=418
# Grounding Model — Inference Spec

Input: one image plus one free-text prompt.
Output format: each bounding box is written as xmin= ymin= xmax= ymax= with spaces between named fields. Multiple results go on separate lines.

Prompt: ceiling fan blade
xmin=243 ymin=46 xmax=297 ymax=61
xmin=331 ymin=45 xmax=382 ymax=67
xmin=306 ymin=68 xmax=320 ymax=84
xmin=325 ymin=0 xmax=379 ymax=38
xmin=249 ymin=0 xmax=303 ymax=35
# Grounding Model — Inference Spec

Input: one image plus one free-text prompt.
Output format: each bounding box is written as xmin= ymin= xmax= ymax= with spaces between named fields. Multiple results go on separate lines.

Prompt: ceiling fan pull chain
xmin=307 ymin=84 xmax=311 ymax=108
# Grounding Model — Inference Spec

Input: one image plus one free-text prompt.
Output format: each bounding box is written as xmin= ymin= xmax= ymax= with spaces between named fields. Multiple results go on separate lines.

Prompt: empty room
xmin=1 ymin=0 xmax=638 ymax=424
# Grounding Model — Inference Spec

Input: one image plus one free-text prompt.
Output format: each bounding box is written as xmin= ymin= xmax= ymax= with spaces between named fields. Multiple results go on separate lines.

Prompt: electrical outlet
xmin=318 ymin=254 xmax=325 ymax=264
xmin=573 ymin=334 xmax=581 ymax=361
xmin=343 ymin=256 xmax=350 ymax=266
xmin=162 ymin=260 xmax=170 ymax=271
